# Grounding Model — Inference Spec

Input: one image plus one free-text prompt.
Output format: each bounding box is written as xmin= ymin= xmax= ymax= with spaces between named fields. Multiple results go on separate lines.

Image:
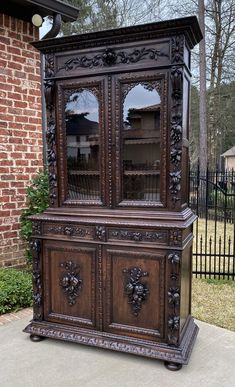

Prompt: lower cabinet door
xmin=43 ymin=240 xmax=100 ymax=330
xmin=104 ymin=247 xmax=165 ymax=341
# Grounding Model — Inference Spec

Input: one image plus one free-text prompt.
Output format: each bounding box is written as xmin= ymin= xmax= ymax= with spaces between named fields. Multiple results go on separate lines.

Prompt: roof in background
xmin=0 ymin=0 xmax=79 ymax=23
xmin=221 ymin=146 xmax=235 ymax=157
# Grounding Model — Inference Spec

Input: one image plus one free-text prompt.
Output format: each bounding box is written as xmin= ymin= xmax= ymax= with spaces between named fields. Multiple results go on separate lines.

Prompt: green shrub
xmin=20 ymin=169 xmax=49 ymax=264
xmin=0 ymin=268 xmax=33 ymax=314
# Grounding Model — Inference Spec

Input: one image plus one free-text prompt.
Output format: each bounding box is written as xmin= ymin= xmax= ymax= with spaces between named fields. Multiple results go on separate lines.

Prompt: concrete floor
xmin=0 ymin=315 xmax=235 ymax=387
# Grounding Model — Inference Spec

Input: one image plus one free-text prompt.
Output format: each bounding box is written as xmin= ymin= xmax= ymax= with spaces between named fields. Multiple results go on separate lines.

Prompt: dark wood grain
xmin=25 ymin=16 xmax=202 ymax=370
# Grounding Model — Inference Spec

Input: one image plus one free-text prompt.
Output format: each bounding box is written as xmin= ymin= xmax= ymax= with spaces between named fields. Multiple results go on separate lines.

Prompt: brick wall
xmin=0 ymin=14 xmax=43 ymax=267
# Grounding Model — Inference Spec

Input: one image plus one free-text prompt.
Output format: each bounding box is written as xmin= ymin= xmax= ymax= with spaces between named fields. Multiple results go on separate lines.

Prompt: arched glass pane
xmin=65 ymin=89 xmax=100 ymax=200
xmin=122 ymin=84 xmax=161 ymax=202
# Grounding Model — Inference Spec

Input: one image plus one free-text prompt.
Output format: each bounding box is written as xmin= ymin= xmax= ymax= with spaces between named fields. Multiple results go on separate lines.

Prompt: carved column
xmin=167 ymin=252 xmax=181 ymax=346
xmin=31 ymin=239 xmax=43 ymax=321
xmin=44 ymin=54 xmax=58 ymax=207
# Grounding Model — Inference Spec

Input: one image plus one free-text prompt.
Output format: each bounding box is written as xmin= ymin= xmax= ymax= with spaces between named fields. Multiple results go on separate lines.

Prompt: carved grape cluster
xmin=123 ymin=267 xmax=149 ymax=316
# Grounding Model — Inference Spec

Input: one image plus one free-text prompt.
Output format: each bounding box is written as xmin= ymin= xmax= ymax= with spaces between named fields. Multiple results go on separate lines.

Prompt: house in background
xmin=0 ymin=0 xmax=79 ymax=268
xmin=221 ymin=146 xmax=235 ymax=170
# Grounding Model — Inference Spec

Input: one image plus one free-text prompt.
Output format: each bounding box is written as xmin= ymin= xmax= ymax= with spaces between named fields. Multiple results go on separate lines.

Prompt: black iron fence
xmin=190 ymin=167 xmax=235 ymax=280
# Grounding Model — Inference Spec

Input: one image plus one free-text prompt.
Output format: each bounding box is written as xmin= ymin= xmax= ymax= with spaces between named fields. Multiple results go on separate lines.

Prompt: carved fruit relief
xmin=123 ymin=267 xmax=149 ymax=316
xmin=59 ymin=261 xmax=82 ymax=306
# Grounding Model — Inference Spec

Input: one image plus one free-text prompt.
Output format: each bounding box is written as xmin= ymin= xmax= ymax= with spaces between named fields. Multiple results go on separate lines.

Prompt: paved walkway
xmin=0 ymin=309 xmax=235 ymax=387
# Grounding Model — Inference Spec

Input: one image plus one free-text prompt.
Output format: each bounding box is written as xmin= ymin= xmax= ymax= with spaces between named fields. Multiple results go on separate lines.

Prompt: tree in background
xmin=62 ymin=0 xmax=162 ymax=34
xmin=60 ymin=0 xmax=235 ymax=169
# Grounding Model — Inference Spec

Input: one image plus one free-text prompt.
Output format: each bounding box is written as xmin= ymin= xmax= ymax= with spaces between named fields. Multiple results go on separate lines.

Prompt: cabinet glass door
xmin=121 ymin=80 xmax=162 ymax=203
xmin=64 ymin=87 xmax=101 ymax=202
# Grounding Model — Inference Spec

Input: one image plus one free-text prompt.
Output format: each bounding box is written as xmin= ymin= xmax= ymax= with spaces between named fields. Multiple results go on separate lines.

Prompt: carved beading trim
xmin=98 ymin=245 xmax=102 ymax=330
xmin=108 ymin=75 xmax=113 ymax=207
xmin=59 ymin=260 xmax=82 ymax=306
xmin=169 ymin=66 xmax=183 ymax=208
xmin=167 ymin=251 xmax=181 ymax=345
xmin=25 ymin=321 xmax=197 ymax=363
xmin=31 ymin=239 xmax=43 ymax=321
xmin=171 ymin=35 xmax=184 ymax=64
xmin=58 ymin=46 xmax=169 ymax=72
xmin=109 ymin=229 xmax=167 ymax=243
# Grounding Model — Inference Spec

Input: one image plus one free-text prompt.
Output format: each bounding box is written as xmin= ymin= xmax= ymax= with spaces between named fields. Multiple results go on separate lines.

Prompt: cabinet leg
xmin=164 ymin=361 xmax=182 ymax=371
xmin=30 ymin=334 xmax=45 ymax=342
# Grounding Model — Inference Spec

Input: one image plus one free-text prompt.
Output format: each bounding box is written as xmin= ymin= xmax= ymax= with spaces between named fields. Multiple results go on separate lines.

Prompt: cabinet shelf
xmin=124 ymin=170 xmax=160 ymax=176
xmin=68 ymin=170 xmax=100 ymax=176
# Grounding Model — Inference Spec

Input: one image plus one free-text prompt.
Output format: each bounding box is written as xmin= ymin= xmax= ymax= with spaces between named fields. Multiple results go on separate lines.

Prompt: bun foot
xmin=30 ymin=334 xmax=45 ymax=342
xmin=164 ymin=361 xmax=182 ymax=371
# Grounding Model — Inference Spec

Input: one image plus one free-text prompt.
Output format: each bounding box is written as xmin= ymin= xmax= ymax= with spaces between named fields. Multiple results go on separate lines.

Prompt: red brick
xmin=0 ymin=84 xmax=13 ymax=92
xmin=14 ymin=159 xmax=28 ymax=166
xmin=10 ymin=152 xmax=23 ymax=158
xmin=0 ymin=160 xmax=13 ymax=166
xmin=0 ymin=98 xmax=13 ymax=107
xmin=1 ymin=175 xmax=15 ymax=181
xmin=15 ymin=116 xmax=29 ymax=123
xmin=0 ymin=37 xmax=10 ymax=45
xmin=0 ymin=225 xmax=11 ymax=232
xmin=14 ymin=101 xmax=27 ymax=108
xmin=7 ymin=92 xmax=21 ymax=100
xmin=3 ymin=203 xmax=16 ymax=210
xmin=8 ymin=47 xmax=21 ymax=56
xmin=3 ymin=232 xmax=18 ymax=239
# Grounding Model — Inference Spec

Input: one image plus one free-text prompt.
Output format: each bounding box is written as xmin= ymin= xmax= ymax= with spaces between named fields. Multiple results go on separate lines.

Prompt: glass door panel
xmin=65 ymin=89 xmax=100 ymax=201
xmin=122 ymin=83 xmax=161 ymax=202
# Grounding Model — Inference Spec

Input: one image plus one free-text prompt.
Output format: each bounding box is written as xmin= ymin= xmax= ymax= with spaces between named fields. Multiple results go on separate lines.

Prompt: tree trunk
xmin=198 ymin=0 xmax=208 ymax=174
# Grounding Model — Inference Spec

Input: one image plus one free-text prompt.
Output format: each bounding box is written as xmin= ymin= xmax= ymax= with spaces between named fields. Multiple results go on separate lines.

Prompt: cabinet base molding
xmin=24 ymin=317 xmax=198 ymax=369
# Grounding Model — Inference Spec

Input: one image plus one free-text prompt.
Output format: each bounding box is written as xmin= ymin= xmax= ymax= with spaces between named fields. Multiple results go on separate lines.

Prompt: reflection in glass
xmin=65 ymin=89 xmax=100 ymax=200
xmin=122 ymin=84 xmax=161 ymax=201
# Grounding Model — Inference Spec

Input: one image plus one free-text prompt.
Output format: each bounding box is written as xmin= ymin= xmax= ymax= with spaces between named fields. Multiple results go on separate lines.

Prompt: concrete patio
xmin=0 ymin=312 xmax=234 ymax=387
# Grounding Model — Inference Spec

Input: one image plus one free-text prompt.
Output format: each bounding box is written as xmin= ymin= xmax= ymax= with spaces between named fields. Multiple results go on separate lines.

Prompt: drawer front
xmin=43 ymin=223 xmax=93 ymax=241
xmin=108 ymin=227 xmax=168 ymax=245
xmin=43 ymin=240 xmax=100 ymax=330
xmin=104 ymin=247 xmax=165 ymax=341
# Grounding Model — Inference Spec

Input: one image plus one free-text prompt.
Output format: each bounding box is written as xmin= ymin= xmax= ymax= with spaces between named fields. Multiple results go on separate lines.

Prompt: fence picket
xmin=190 ymin=167 xmax=235 ymax=280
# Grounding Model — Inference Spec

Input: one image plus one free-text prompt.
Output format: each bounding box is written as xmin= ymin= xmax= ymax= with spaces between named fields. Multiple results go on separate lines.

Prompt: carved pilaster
xmin=167 ymin=252 xmax=181 ymax=345
xmin=44 ymin=78 xmax=57 ymax=206
xmin=45 ymin=53 xmax=55 ymax=78
xmin=31 ymin=239 xmax=43 ymax=321
xmin=169 ymin=66 xmax=183 ymax=208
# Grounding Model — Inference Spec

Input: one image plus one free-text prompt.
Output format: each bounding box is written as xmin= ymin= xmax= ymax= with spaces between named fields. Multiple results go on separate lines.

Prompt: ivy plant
xmin=20 ymin=169 xmax=49 ymax=264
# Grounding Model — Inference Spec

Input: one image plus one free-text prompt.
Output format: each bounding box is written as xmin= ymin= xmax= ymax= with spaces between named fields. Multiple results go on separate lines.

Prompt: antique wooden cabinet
xmin=24 ymin=16 xmax=202 ymax=370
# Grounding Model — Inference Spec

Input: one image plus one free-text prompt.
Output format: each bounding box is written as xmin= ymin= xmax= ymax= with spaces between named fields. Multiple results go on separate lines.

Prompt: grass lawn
xmin=193 ymin=218 xmax=234 ymax=277
xmin=192 ymin=277 xmax=235 ymax=332
xmin=193 ymin=218 xmax=234 ymax=254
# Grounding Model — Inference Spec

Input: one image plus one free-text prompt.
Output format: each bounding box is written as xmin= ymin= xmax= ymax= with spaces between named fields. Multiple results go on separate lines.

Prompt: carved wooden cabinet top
xmin=34 ymin=16 xmax=202 ymax=217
